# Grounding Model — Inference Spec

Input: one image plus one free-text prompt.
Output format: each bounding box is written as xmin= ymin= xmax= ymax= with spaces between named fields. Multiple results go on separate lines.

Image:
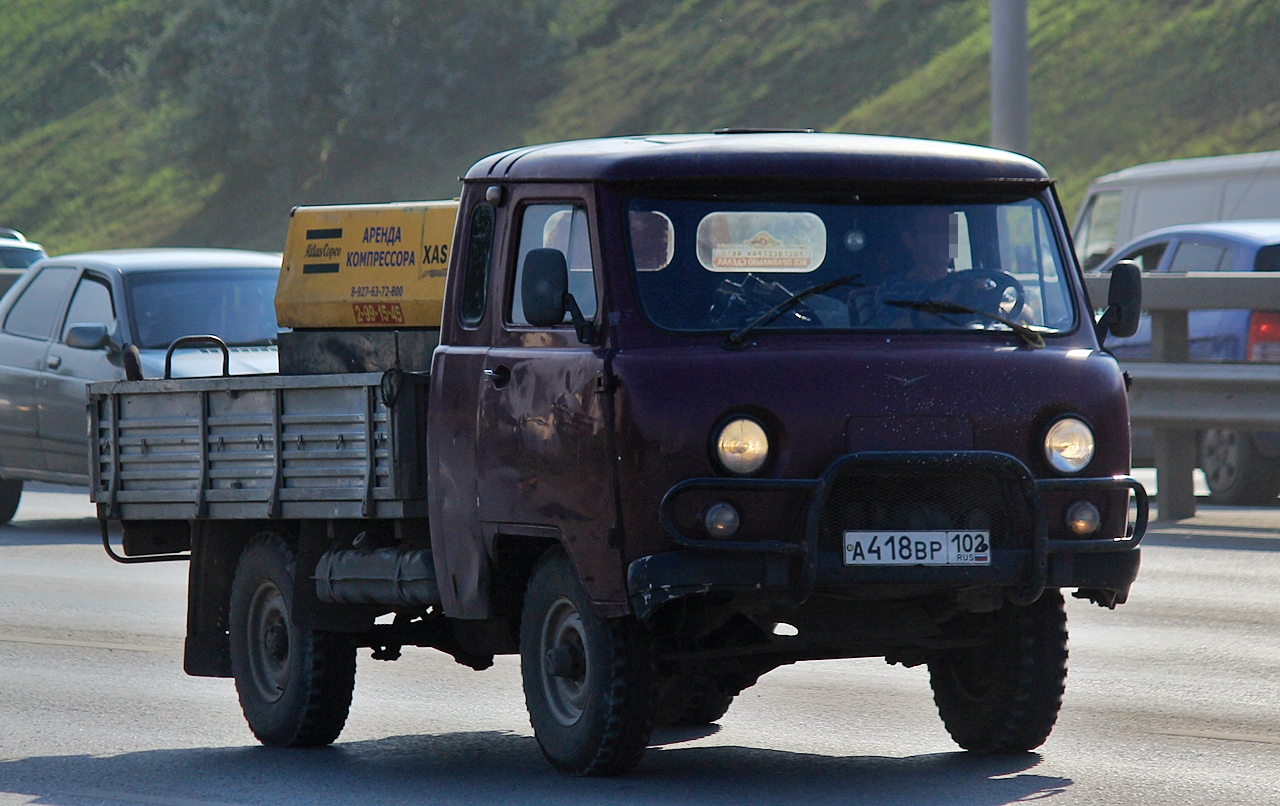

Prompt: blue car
xmin=1096 ymin=220 xmax=1280 ymax=504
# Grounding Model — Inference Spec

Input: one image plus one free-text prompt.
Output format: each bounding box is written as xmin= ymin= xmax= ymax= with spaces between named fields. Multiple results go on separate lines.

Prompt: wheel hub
xmin=246 ymin=580 xmax=291 ymax=704
xmin=539 ymin=596 xmax=591 ymax=727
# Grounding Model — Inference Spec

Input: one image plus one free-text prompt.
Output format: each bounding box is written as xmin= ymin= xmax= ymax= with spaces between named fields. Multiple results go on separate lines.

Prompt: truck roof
xmin=38 ymin=248 xmax=282 ymax=273
xmin=466 ymin=132 xmax=1049 ymax=185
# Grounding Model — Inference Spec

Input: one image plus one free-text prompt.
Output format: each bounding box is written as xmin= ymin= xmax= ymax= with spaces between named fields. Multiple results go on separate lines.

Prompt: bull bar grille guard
xmin=656 ymin=451 xmax=1149 ymax=607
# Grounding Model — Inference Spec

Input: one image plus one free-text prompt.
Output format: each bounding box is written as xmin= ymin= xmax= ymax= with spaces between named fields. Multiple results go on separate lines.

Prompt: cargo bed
xmin=88 ymin=371 xmax=429 ymax=521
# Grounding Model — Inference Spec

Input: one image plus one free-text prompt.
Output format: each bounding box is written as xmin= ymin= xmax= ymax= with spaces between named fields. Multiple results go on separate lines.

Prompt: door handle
xmin=483 ymin=365 xmax=511 ymax=387
xmin=45 ymin=355 xmax=61 ymax=369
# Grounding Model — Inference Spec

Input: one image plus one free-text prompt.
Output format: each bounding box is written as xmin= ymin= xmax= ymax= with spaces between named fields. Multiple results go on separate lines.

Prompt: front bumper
xmin=627 ymin=451 xmax=1147 ymax=619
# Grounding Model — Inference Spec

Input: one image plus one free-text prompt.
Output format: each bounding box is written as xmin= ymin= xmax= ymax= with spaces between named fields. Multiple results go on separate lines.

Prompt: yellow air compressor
xmin=276 ymin=200 xmax=458 ymax=329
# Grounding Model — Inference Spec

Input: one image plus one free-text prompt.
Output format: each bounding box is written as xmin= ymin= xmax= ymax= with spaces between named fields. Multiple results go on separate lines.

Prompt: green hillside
xmin=3 ymin=0 xmax=1280 ymax=254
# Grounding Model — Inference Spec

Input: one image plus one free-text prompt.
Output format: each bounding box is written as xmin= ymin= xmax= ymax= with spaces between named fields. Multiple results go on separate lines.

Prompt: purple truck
xmin=89 ymin=132 xmax=1146 ymax=776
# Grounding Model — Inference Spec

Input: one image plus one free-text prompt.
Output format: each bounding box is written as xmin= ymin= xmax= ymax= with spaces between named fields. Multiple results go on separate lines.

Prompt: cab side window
xmin=460 ymin=202 xmax=495 ymax=326
xmin=511 ymin=204 xmax=597 ymax=326
xmin=3 ymin=267 xmax=76 ymax=339
xmin=61 ymin=276 xmax=116 ymax=341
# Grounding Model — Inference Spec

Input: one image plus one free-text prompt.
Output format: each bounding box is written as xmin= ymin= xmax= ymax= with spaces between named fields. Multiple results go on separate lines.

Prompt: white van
xmin=1073 ymin=150 xmax=1280 ymax=269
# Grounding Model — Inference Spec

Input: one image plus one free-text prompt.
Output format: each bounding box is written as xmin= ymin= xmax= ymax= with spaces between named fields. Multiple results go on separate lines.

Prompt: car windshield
xmin=0 ymin=247 xmax=45 ymax=269
xmin=628 ymin=196 xmax=1077 ymax=336
xmin=126 ymin=268 xmax=280 ymax=349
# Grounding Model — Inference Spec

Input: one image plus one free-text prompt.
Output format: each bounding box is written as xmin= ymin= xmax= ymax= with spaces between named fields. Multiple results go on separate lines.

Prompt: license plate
xmin=842 ymin=531 xmax=991 ymax=566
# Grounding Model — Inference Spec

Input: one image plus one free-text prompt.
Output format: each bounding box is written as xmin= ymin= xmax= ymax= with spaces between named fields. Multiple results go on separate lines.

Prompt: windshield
xmin=126 ymin=269 xmax=280 ymax=349
xmin=0 ymin=247 xmax=45 ymax=269
xmin=628 ymin=196 xmax=1076 ymax=336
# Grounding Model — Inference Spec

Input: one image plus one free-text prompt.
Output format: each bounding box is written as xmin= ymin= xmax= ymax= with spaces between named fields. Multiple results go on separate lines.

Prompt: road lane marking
xmin=0 ymin=635 xmax=161 ymax=652
xmin=1157 ymin=729 xmax=1280 ymax=746
xmin=57 ymin=790 xmax=242 ymax=806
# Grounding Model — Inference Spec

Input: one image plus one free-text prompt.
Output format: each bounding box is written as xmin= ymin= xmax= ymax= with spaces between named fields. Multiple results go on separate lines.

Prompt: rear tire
xmin=1200 ymin=429 xmax=1280 ymax=505
xmin=520 ymin=549 xmax=658 ymax=776
xmin=928 ymin=589 xmax=1068 ymax=753
xmin=0 ymin=480 xmax=21 ymax=524
xmin=229 ymin=532 xmax=356 ymax=747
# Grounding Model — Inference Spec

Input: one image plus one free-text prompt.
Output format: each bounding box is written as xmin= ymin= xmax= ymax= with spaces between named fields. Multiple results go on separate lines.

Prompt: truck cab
xmin=91 ymin=132 xmax=1146 ymax=777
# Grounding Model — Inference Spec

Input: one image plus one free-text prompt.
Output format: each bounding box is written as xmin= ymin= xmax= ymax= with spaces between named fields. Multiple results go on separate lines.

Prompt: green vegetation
xmin=4 ymin=0 xmax=1280 ymax=254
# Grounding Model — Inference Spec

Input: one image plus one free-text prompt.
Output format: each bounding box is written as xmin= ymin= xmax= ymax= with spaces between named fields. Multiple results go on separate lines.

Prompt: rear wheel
xmin=0 ymin=480 xmax=21 ymax=524
xmin=1200 ymin=429 xmax=1280 ymax=505
xmin=229 ymin=532 xmax=356 ymax=747
xmin=928 ymin=589 xmax=1068 ymax=753
xmin=520 ymin=549 xmax=658 ymax=776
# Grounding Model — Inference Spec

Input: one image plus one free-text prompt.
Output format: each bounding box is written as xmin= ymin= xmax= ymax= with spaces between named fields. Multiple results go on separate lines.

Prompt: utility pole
xmin=989 ymin=0 xmax=1029 ymax=153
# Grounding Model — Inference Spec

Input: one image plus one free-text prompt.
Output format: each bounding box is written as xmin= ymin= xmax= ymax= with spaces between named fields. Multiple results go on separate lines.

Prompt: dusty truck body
xmin=89 ymin=132 xmax=1147 ymax=777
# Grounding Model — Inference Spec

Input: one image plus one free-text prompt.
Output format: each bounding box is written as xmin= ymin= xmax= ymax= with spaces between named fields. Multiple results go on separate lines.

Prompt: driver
xmin=851 ymin=207 xmax=955 ymax=327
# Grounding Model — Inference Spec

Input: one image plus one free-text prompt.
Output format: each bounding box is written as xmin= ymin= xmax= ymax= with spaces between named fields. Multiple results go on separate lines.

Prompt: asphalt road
xmin=0 ymin=486 xmax=1277 ymax=805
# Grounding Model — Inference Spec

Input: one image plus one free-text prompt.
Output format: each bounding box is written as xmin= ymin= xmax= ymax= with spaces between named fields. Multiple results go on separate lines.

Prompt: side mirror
xmin=1095 ymin=260 xmax=1142 ymax=344
xmin=521 ymin=248 xmax=568 ymax=327
xmin=64 ymin=323 xmax=111 ymax=350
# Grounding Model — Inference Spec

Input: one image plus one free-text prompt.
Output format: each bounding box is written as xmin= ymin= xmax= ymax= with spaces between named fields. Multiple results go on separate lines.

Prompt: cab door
xmin=476 ymin=190 xmax=625 ymax=611
xmin=41 ymin=271 xmax=124 ymax=479
xmin=428 ymin=195 xmax=503 ymax=618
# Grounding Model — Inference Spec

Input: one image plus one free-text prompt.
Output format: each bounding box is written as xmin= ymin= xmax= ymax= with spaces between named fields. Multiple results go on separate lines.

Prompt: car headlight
xmin=1044 ymin=417 xmax=1095 ymax=473
xmin=716 ymin=417 xmax=769 ymax=475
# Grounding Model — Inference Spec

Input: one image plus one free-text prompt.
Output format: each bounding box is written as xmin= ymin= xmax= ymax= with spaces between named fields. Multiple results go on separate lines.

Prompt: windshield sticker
xmin=696 ymin=212 xmax=827 ymax=272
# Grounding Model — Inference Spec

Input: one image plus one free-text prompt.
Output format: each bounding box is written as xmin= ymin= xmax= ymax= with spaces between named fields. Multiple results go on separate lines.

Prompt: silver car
xmin=0 ymin=248 xmax=281 ymax=521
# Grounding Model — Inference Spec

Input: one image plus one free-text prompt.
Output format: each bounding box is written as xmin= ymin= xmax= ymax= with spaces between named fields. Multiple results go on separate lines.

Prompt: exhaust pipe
xmin=314 ymin=547 xmax=441 ymax=607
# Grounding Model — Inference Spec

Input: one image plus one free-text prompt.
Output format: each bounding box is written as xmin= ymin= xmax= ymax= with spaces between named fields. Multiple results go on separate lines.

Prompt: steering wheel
xmin=910 ymin=270 xmax=1026 ymax=329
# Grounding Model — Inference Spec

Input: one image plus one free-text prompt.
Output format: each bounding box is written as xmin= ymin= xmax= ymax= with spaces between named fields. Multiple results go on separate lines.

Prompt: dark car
xmin=0 ymin=248 xmax=281 ymax=522
xmin=1096 ymin=220 xmax=1280 ymax=503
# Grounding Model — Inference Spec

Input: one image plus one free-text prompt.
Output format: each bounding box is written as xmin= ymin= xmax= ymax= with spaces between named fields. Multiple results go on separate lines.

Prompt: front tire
xmin=1200 ymin=429 xmax=1280 ymax=505
xmin=0 ymin=480 xmax=21 ymax=524
xmin=928 ymin=589 xmax=1068 ymax=753
xmin=520 ymin=549 xmax=658 ymax=776
xmin=229 ymin=532 xmax=356 ymax=747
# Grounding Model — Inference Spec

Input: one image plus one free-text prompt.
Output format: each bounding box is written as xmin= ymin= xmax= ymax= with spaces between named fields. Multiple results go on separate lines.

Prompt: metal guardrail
xmin=1084 ymin=272 xmax=1280 ymax=518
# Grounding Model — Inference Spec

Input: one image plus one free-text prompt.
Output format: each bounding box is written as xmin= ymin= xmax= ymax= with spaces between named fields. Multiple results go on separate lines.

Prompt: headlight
xmin=1044 ymin=417 xmax=1095 ymax=473
xmin=716 ymin=417 xmax=769 ymax=475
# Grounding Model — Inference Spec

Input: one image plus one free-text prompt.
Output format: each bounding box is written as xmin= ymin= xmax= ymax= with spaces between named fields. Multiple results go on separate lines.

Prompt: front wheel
xmin=520 ymin=549 xmax=658 ymax=776
xmin=928 ymin=589 xmax=1068 ymax=753
xmin=0 ymin=480 xmax=21 ymax=524
xmin=229 ymin=532 xmax=357 ymax=747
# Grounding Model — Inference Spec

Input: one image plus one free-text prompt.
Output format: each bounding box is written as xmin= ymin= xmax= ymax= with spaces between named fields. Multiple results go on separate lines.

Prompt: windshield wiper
xmin=882 ymin=298 xmax=1046 ymax=349
xmin=723 ymin=273 xmax=863 ymax=349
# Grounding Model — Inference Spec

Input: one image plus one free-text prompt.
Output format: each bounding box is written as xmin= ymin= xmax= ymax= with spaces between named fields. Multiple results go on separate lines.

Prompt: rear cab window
xmin=1254 ymin=244 xmax=1280 ymax=273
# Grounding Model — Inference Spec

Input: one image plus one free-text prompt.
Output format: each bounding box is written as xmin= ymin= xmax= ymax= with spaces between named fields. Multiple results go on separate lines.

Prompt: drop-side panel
xmin=90 ymin=372 xmax=429 ymax=520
